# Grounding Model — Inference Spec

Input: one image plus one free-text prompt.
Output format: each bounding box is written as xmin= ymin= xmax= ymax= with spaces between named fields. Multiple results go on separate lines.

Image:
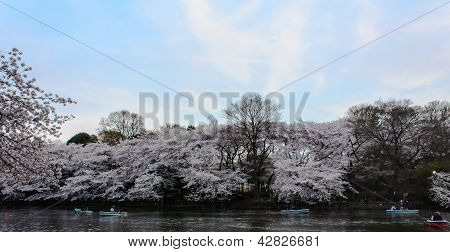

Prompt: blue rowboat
xmin=385 ymin=209 xmax=419 ymax=215
xmin=281 ymin=209 xmax=310 ymax=214
xmin=74 ymin=208 xmax=93 ymax=214
xmin=99 ymin=211 xmax=128 ymax=217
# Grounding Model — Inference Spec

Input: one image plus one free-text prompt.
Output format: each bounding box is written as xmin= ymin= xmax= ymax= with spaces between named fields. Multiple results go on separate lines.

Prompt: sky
xmin=1 ymin=0 xmax=450 ymax=141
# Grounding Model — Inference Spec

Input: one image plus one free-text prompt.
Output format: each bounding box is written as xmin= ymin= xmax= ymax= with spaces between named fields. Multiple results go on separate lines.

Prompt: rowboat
xmin=74 ymin=208 xmax=93 ymax=214
xmin=385 ymin=209 xmax=419 ymax=215
xmin=281 ymin=209 xmax=310 ymax=214
xmin=424 ymin=220 xmax=448 ymax=229
xmin=99 ymin=211 xmax=128 ymax=217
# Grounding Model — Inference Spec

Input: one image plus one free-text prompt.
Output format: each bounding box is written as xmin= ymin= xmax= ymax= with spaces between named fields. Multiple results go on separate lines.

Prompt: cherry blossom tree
xmin=180 ymin=126 xmax=247 ymax=201
xmin=429 ymin=172 xmax=450 ymax=208
xmin=1 ymin=121 xmax=352 ymax=203
xmin=0 ymin=48 xmax=75 ymax=181
xmin=224 ymin=93 xmax=280 ymax=198
xmin=271 ymin=121 xmax=352 ymax=203
xmin=29 ymin=143 xmax=114 ymax=201
xmin=110 ymin=136 xmax=174 ymax=201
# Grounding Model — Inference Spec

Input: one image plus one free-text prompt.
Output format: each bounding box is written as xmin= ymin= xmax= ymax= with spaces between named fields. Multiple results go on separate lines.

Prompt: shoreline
xmin=0 ymin=200 xmax=442 ymax=211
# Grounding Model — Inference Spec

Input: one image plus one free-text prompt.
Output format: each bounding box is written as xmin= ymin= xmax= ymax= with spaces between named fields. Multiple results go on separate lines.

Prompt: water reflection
xmin=0 ymin=208 xmax=447 ymax=232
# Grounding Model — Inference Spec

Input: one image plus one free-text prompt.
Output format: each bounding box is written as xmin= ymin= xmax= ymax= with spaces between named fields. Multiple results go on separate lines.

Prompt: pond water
xmin=0 ymin=208 xmax=448 ymax=232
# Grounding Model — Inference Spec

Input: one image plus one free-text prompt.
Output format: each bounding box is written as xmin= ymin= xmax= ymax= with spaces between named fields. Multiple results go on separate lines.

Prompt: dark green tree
xmin=67 ymin=132 xmax=97 ymax=145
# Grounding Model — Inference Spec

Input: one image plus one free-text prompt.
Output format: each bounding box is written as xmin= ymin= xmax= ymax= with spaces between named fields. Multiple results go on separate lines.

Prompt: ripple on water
xmin=0 ymin=209 xmax=448 ymax=232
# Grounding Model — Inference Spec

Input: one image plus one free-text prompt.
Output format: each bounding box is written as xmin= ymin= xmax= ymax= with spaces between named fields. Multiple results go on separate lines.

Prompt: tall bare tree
xmin=347 ymin=99 xmax=449 ymax=194
xmin=99 ymin=110 xmax=145 ymax=140
xmin=420 ymin=101 xmax=450 ymax=159
xmin=223 ymin=94 xmax=280 ymax=198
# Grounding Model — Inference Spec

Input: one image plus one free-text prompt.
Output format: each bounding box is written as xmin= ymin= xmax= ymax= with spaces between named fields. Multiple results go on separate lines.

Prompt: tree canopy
xmin=99 ymin=110 xmax=145 ymax=140
xmin=67 ymin=132 xmax=98 ymax=145
xmin=0 ymin=48 xmax=75 ymax=181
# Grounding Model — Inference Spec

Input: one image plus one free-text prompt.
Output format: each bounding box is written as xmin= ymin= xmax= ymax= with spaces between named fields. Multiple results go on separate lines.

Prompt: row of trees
xmin=1 ymin=48 xmax=449 ymax=207
xmin=0 ymin=120 xmax=351 ymax=204
xmin=347 ymin=100 xmax=449 ymax=203
xmin=3 ymin=97 xmax=449 ymax=206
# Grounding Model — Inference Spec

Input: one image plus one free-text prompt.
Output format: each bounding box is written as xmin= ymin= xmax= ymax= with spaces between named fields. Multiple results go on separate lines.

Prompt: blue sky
xmin=1 ymin=0 xmax=449 ymax=140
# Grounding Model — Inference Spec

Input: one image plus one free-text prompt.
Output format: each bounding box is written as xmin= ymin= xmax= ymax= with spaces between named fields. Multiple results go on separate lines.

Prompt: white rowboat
xmin=74 ymin=208 xmax=93 ymax=214
xmin=385 ymin=209 xmax=419 ymax=215
xmin=281 ymin=209 xmax=310 ymax=214
xmin=99 ymin=211 xmax=128 ymax=217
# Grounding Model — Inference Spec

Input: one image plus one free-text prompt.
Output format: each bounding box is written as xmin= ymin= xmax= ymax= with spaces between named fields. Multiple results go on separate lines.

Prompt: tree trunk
xmin=255 ymin=179 xmax=260 ymax=199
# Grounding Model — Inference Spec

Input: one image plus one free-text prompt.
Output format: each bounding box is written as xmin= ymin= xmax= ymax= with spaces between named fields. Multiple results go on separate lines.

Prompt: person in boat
xmin=390 ymin=205 xmax=396 ymax=210
xmin=110 ymin=205 xmax=115 ymax=212
xmin=399 ymin=200 xmax=404 ymax=210
xmin=431 ymin=212 xmax=443 ymax=221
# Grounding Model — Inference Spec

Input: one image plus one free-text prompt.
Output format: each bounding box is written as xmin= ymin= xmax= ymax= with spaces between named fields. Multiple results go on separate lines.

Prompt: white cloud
xmin=371 ymin=30 xmax=450 ymax=89
xmin=379 ymin=18 xmax=450 ymax=88
xmin=182 ymin=0 xmax=309 ymax=91
xmin=182 ymin=0 xmax=263 ymax=82
xmin=350 ymin=0 xmax=450 ymax=89
xmin=312 ymin=73 xmax=326 ymax=93
xmin=264 ymin=2 xmax=309 ymax=91
xmin=381 ymin=66 xmax=449 ymax=89
xmin=354 ymin=0 xmax=383 ymax=43
xmin=407 ymin=7 xmax=450 ymax=33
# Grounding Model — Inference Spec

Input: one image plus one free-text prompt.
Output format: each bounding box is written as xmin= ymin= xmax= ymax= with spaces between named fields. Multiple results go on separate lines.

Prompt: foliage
xmin=347 ymin=100 xmax=450 ymax=198
xmin=0 ymin=48 xmax=74 ymax=183
xmin=410 ymin=157 xmax=450 ymax=202
xmin=0 ymin=123 xmax=353 ymax=203
xmin=98 ymin=130 xmax=126 ymax=146
xmin=99 ymin=110 xmax=145 ymax=140
xmin=67 ymin=132 xmax=98 ymax=145
xmin=429 ymin=172 xmax=450 ymax=208
xmin=223 ymin=93 xmax=280 ymax=198
xmin=271 ymin=121 xmax=352 ymax=203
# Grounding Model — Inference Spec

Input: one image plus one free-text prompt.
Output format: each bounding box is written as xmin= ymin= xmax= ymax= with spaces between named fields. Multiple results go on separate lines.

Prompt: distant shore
xmin=0 ymin=199 xmax=444 ymax=211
